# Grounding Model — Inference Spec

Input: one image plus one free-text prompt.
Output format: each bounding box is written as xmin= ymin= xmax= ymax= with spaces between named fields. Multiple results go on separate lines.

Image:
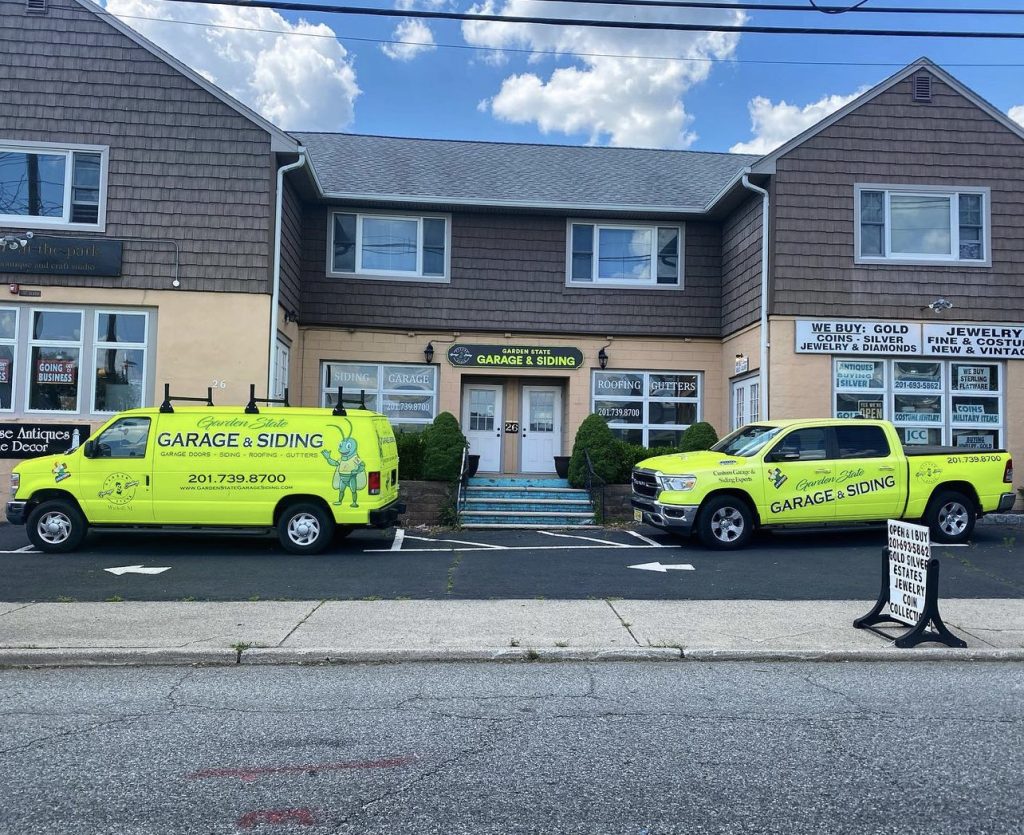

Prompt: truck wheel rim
xmin=710 ymin=507 xmax=744 ymax=543
xmin=938 ymin=501 xmax=968 ymax=536
xmin=37 ymin=511 xmax=72 ymax=545
xmin=287 ymin=513 xmax=320 ymax=547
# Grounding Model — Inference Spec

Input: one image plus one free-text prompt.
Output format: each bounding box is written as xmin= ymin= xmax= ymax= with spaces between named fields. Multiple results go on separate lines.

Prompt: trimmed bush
xmin=420 ymin=412 xmax=468 ymax=482
xmin=395 ymin=430 xmax=425 ymax=481
xmin=568 ymin=414 xmax=625 ymax=488
xmin=681 ymin=421 xmax=719 ymax=452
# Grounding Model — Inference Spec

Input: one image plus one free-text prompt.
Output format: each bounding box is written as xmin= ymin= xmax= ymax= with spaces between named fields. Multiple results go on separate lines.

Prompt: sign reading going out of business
xmin=447 ymin=344 xmax=584 ymax=370
xmin=0 ymin=237 xmax=123 ymax=277
xmin=797 ymin=320 xmax=1024 ymax=359
xmin=0 ymin=422 xmax=92 ymax=459
xmin=35 ymin=359 xmax=77 ymax=385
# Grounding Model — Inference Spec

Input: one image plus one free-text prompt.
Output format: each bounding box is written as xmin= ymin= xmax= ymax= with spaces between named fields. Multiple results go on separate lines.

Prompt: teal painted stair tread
xmin=459 ymin=475 xmax=598 ymax=528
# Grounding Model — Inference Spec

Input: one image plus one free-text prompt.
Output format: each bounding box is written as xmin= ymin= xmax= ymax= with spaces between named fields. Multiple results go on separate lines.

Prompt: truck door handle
xmin=880 ymin=466 xmax=895 ymax=472
xmin=814 ymin=468 xmax=830 ymax=474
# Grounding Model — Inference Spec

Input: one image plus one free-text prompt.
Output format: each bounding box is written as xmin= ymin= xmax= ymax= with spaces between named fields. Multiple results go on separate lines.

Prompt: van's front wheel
xmin=278 ymin=503 xmax=334 ymax=555
xmin=27 ymin=500 xmax=88 ymax=553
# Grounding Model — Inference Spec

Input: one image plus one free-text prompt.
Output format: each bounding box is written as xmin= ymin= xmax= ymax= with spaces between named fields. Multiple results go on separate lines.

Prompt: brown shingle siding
xmin=721 ymin=193 xmax=762 ymax=336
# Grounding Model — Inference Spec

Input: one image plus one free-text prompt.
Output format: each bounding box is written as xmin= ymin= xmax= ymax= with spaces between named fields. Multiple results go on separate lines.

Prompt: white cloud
xmin=729 ymin=89 xmax=866 ymax=155
xmin=382 ymin=18 xmax=437 ymax=61
xmin=104 ymin=0 xmax=359 ymax=131
xmin=1009 ymin=105 xmax=1024 ymax=127
xmin=462 ymin=0 xmax=744 ymax=149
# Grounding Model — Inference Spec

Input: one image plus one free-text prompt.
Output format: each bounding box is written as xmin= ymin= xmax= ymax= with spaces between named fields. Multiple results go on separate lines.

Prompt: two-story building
xmin=1 ymin=0 xmax=1021 ymax=504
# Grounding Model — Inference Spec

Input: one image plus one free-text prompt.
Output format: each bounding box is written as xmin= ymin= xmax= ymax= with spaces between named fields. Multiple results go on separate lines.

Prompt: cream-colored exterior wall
xmin=1 ymin=287 xmax=271 ymax=488
xmin=295 ymin=328 xmax=726 ymax=473
xmin=722 ymin=323 xmax=762 ymax=428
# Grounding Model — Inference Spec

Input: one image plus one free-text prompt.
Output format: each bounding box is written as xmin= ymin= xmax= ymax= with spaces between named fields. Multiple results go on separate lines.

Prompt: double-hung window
xmin=0 ymin=141 xmax=107 ymax=229
xmin=855 ymin=185 xmax=989 ymax=265
xmin=329 ymin=211 xmax=449 ymax=281
xmin=568 ymin=221 xmax=682 ymax=287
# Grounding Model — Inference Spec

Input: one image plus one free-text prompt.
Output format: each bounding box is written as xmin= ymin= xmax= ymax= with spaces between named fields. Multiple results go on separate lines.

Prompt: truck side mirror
xmin=768 ymin=450 xmax=801 ymax=463
xmin=82 ymin=440 xmax=95 ymax=458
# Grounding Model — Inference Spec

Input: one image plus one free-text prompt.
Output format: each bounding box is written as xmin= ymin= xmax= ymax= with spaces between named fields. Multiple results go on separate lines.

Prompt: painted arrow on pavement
xmin=104 ymin=565 xmax=172 ymax=576
xmin=628 ymin=562 xmax=694 ymax=573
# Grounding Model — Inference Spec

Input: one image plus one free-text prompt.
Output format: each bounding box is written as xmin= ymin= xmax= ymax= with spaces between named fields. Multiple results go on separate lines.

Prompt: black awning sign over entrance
xmin=447 ymin=344 xmax=584 ymax=370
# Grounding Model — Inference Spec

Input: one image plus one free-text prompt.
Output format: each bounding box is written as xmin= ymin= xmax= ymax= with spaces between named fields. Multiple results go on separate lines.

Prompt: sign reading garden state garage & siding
xmin=796 ymin=320 xmax=1024 ymax=359
xmin=447 ymin=344 xmax=584 ymax=369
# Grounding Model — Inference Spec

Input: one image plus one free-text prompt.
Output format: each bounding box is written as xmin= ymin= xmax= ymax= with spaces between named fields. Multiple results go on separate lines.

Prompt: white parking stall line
xmin=390 ymin=528 xmax=406 ymax=551
xmin=537 ymin=531 xmax=630 ymax=547
xmin=402 ymin=535 xmax=506 ymax=550
xmin=625 ymin=529 xmax=667 ymax=547
xmin=366 ymin=543 xmax=681 ymax=553
xmin=0 ymin=546 xmax=40 ymax=554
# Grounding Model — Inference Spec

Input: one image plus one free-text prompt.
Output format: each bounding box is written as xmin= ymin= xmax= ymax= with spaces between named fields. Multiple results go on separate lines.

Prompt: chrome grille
xmin=632 ymin=470 xmax=659 ymax=499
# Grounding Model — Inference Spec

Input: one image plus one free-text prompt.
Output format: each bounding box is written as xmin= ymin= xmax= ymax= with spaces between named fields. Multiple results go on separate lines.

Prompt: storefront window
xmin=0 ymin=307 xmax=16 ymax=410
xmin=592 ymin=370 xmax=701 ymax=447
xmin=94 ymin=312 xmax=147 ymax=413
xmin=832 ymin=358 xmax=1004 ymax=447
xmin=321 ymin=362 xmax=437 ymax=430
xmin=28 ymin=310 xmax=82 ymax=413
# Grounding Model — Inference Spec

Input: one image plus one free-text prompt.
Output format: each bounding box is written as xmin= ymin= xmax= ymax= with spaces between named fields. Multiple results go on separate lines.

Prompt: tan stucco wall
xmin=1 ymin=287 xmax=271 ymax=488
xmin=296 ymin=328 xmax=726 ymax=472
xmin=722 ymin=323 xmax=762 ymax=426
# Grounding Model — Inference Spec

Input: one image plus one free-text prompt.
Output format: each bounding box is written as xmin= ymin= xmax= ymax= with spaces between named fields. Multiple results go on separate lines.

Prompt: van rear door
xmin=373 ymin=417 xmax=400 ymax=500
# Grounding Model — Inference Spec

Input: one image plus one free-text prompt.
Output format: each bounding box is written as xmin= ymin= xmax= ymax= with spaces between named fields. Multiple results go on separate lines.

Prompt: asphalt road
xmin=1 ymin=521 xmax=1022 ymax=602
xmin=1 ymin=661 xmax=1021 ymax=834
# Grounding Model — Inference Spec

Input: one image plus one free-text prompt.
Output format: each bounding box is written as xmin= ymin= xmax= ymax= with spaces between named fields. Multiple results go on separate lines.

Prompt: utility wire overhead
xmin=151 ymin=0 xmax=1024 ymax=39
xmin=525 ymin=0 xmax=1024 ymax=16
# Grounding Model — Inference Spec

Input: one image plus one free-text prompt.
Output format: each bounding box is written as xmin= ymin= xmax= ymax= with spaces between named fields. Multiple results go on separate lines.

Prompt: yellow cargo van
xmin=6 ymin=392 xmax=404 ymax=554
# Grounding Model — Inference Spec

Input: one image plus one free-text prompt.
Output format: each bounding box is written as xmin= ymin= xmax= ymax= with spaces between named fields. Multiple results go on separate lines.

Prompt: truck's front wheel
xmin=925 ymin=490 xmax=976 ymax=544
xmin=278 ymin=503 xmax=335 ymax=555
xmin=697 ymin=495 xmax=753 ymax=550
xmin=27 ymin=500 xmax=88 ymax=554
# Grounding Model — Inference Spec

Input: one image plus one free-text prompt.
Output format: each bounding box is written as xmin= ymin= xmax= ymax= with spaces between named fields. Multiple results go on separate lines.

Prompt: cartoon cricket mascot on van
xmin=321 ymin=421 xmax=366 ymax=507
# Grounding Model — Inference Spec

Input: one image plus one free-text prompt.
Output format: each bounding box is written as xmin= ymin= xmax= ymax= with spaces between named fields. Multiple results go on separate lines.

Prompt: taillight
xmin=1004 ymin=458 xmax=1013 ymax=484
xmin=368 ymin=471 xmax=381 ymax=495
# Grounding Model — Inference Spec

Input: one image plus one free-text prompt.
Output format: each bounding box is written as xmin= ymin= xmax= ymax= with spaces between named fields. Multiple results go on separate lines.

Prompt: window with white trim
xmin=592 ymin=370 xmax=700 ymax=446
xmin=93 ymin=311 xmax=147 ymax=413
xmin=321 ymin=362 xmax=438 ymax=430
xmin=0 ymin=307 xmax=18 ymax=410
xmin=0 ymin=141 xmax=107 ymax=229
xmin=855 ymin=185 xmax=988 ymax=264
xmin=329 ymin=211 xmax=449 ymax=281
xmin=272 ymin=338 xmax=290 ymax=402
xmin=568 ymin=222 xmax=682 ymax=287
xmin=832 ymin=357 xmax=1004 ymax=448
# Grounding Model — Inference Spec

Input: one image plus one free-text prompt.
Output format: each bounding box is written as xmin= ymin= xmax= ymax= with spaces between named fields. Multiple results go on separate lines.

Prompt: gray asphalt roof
xmin=293 ymin=133 xmax=760 ymax=211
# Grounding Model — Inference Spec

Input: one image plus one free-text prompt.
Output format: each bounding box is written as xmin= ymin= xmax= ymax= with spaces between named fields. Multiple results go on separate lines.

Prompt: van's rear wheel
xmin=925 ymin=490 xmax=975 ymax=544
xmin=27 ymin=500 xmax=87 ymax=553
xmin=278 ymin=503 xmax=334 ymax=555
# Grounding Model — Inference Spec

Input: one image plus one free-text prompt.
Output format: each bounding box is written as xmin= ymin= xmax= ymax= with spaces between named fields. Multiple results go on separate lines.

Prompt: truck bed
xmin=902 ymin=445 xmax=1007 ymax=456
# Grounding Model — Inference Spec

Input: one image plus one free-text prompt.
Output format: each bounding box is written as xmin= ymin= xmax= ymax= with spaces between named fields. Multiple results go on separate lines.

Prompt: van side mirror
xmin=82 ymin=440 xmax=95 ymax=458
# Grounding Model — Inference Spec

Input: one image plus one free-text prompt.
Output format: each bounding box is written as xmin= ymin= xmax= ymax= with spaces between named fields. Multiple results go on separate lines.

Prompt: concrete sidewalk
xmin=1 ymin=598 xmax=1022 ymax=666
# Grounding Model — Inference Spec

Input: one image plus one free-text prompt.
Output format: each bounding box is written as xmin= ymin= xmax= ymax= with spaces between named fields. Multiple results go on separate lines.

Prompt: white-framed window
xmin=568 ymin=221 xmax=682 ymax=288
xmin=855 ymin=184 xmax=989 ymax=266
xmin=328 ymin=210 xmax=450 ymax=282
xmin=26 ymin=308 xmax=83 ymax=414
xmin=0 ymin=141 xmax=108 ymax=230
xmin=0 ymin=307 xmax=18 ymax=411
xmin=592 ymin=370 xmax=701 ymax=447
xmin=321 ymin=361 xmax=438 ymax=430
xmin=272 ymin=338 xmax=290 ymax=402
xmin=92 ymin=311 xmax=148 ymax=414
xmin=832 ymin=357 xmax=1004 ymax=448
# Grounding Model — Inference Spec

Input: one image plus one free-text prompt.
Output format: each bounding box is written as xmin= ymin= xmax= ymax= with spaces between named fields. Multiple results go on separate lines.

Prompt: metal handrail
xmin=583 ymin=449 xmax=606 ymax=524
xmin=456 ymin=446 xmax=469 ymax=525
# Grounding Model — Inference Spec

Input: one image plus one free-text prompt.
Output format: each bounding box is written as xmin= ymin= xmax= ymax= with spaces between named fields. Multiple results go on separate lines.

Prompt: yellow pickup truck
xmin=631 ymin=419 xmax=1015 ymax=550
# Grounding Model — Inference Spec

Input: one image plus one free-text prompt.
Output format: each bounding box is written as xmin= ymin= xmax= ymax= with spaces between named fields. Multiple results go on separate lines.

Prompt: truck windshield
xmin=711 ymin=425 xmax=783 ymax=458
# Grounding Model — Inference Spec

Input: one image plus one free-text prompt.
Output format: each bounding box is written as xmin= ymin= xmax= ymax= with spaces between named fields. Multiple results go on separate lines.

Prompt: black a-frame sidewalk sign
xmin=854 ymin=547 xmax=967 ymax=649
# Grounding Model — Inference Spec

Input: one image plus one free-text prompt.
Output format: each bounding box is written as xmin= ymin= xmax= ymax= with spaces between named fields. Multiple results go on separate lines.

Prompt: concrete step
xmin=460 ymin=511 xmax=596 ymax=527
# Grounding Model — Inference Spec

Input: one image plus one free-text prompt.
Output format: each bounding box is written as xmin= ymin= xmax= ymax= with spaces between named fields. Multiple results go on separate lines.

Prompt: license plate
xmin=633 ymin=509 xmax=643 ymax=522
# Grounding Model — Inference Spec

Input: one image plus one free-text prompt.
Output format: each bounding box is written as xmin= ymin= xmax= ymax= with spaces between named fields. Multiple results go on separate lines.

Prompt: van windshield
xmin=711 ymin=425 xmax=783 ymax=458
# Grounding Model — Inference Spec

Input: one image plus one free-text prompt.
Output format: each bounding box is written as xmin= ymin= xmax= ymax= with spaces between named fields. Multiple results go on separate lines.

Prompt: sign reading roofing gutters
xmin=447 ymin=344 xmax=584 ymax=369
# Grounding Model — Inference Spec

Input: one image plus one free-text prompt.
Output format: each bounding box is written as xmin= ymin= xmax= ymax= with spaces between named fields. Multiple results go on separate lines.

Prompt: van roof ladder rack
xmin=331 ymin=387 xmax=367 ymax=417
xmin=244 ymin=383 xmax=290 ymax=414
xmin=159 ymin=383 xmax=214 ymax=414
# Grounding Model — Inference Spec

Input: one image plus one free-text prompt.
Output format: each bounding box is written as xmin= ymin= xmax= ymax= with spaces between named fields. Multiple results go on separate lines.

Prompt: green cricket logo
xmin=767 ymin=467 xmax=788 ymax=489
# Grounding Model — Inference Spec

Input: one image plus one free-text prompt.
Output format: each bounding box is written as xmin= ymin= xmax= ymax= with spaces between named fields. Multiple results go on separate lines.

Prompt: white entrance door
xmin=463 ymin=385 xmax=503 ymax=473
xmin=521 ymin=386 xmax=561 ymax=473
xmin=731 ymin=376 xmax=759 ymax=430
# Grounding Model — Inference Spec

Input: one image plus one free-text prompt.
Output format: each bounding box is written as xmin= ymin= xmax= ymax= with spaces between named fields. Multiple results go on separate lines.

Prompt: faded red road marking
xmin=187 ymin=755 xmax=416 ymax=782
xmin=237 ymin=808 xmax=316 ymax=829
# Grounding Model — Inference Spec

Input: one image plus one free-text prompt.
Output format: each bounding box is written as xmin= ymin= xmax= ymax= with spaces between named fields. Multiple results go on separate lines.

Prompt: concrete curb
xmin=2 ymin=646 xmax=1023 ymax=668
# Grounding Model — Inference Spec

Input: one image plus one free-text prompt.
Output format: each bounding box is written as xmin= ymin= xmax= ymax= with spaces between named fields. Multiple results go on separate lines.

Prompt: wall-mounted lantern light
xmin=598 ymin=347 xmax=608 ymax=369
xmin=424 ymin=342 xmax=435 ymax=364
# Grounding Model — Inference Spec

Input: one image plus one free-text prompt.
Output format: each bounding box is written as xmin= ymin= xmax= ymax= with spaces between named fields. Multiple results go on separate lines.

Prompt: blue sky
xmin=102 ymin=0 xmax=1024 ymax=154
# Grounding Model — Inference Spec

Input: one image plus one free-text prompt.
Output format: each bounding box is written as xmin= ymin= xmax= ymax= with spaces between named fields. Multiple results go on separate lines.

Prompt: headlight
xmin=659 ymin=475 xmax=696 ymax=492
xmin=10 ymin=471 xmax=19 ymax=496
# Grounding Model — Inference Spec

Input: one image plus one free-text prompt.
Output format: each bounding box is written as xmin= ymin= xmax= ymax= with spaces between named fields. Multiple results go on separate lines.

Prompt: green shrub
xmin=420 ymin=412 xmax=468 ymax=482
xmin=568 ymin=414 xmax=625 ymax=488
xmin=395 ymin=430 xmax=425 ymax=480
xmin=681 ymin=421 xmax=719 ymax=452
